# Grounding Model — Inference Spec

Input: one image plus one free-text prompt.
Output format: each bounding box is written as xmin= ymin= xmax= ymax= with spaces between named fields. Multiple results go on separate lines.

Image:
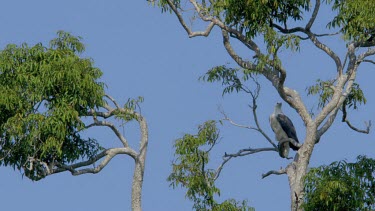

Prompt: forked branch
xmin=164 ymin=0 xmax=215 ymax=37
xmin=52 ymin=147 xmax=137 ymax=175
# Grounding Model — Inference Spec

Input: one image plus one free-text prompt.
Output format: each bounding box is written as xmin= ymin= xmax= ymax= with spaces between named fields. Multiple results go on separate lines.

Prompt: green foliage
xmin=343 ymin=83 xmax=367 ymax=110
xmin=307 ymin=80 xmax=366 ymax=110
xmin=201 ymin=65 xmax=261 ymax=96
xmin=214 ymin=199 xmax=254 ymax=211
xmin=327 ymin=0 xmax=375 ymax=41
xmin=113 ymin=96 xmax=144 ymax=122
xmin=201 ymin=66 xmax=244 ymax=95
xmin=303 ymin=155 xmax=375 ymax=210
xmin=168 ymin=121 xmax=254 ymax=211
xmin=0 ymin=31 xmax=105 ymax=180
xmin=213 ymin=0 xmax=310 ymax=38
xmin=306 ymin=79 xmax=335 ymax=109
xmin=157 ymin=0 xmax=181 ymax=13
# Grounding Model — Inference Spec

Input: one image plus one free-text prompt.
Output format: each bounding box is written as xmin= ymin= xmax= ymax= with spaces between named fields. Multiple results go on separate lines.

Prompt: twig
xmin=305 ymin=0 xmax=320 ymax=30
xmin=85 ymin=119 xmax=129 ymax=147
xmin=262 ymin=168 xmax=287 ymax=179
xmin=342 ymin=104 xmax=371 ymax=134
xmin=363 ymin=59 xmax=375 ymax=65
xmin=344 ymin=120 xmax=371 ymax=134
xmin=105 ymin=94 xmax=121 ymax=109
xmin=164 ymin=0 xmax=215 ymax=38
xmin=214 ymin=147 xmax=276 ymax=180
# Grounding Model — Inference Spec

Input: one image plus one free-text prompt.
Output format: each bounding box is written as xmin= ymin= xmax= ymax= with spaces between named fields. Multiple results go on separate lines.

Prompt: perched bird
xmin=270 ymin=102 xmax=300 ymax=158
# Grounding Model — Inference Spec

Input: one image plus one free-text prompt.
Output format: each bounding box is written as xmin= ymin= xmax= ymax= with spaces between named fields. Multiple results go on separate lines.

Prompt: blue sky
xmin=0 ymin=1 xmax=374 ymax=211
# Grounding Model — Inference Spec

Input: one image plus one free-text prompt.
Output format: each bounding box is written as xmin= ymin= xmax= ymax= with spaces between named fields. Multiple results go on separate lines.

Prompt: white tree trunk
xmin=131 ymin=115 xmax=148 ymax=211
xmin=288 ymin=124 xmax=317 ymax=211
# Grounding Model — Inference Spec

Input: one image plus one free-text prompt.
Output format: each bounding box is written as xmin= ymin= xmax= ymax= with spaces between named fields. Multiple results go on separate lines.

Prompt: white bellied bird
xmin=270 ymin=102 xmax=300 ymax=158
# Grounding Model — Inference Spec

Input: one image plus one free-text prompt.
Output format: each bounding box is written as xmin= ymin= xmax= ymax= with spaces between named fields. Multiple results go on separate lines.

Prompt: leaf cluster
xmin=201 ymin=65 xmax=261 ymax=96
xmin=307 ymin=80 xmax=366 ymax=110
xmin=168 ymin=121 xmax=254 ymax=210
xmin=113 ymin=96 xmax=144 ymax=122
xmin=303 ymin=155 xmax=375 ymax=211
xmin=343 ymin=83 xmax=366 ymax=110
xmin=306 ymin=79 xmax=335 ymax=109
xmin=327 ymin=0 xmax=375 ymax=42
xmin=213 ymin=0 xmax=309 ymax=38
xmin=201 ymin=66 xmax=245 ymax=95
xmin=0 ymin=31 xmax=105 ymax=180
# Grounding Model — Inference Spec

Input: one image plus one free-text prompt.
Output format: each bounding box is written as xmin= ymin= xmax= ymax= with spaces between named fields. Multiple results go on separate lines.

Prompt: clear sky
xmin=0 ymin=1 xmax=374 ymax=211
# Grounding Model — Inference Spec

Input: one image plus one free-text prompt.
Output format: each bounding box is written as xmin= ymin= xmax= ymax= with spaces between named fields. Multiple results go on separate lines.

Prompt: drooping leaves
xmin=306 ymin=79 xmax=335 ymax=109
xmin=168 ymin=121 xmax=254 ymax=210
xmin=306 ymin=80 xmax=366 ymax=111
xmin=201 ymin=66 xmax=244 ymax=95
xmin=326 ymin=0 xmax=375 ymax=42
xmin=343 ymin=83 xmax=366 ymax=110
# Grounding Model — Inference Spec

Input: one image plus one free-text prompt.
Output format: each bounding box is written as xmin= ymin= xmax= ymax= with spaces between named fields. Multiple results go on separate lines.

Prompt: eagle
xmin=269 ymin=102 xmax=300 ymax=158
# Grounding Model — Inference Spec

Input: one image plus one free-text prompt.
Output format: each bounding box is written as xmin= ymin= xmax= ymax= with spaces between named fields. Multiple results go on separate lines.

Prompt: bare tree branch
xmin=342 ymin=105 xmax=371 ymax=134
xmin=220 ymin=110 xmax=255 ymax=130
xmin=86 ymin=119 xmax=129 ymax=147
xmin=52 ymin=147 xmax=137 ymax=175
xmin=363 ymin=59 xmax=375 ymax=65
xmin=214 ymin=147 xmax=277 ymax=180
xmin=105 ymin=94 xmax=121 ymax=109
xmin=262 ymin=168 xmax=287 ymax=179
xmin=164 ymin=0 xmax=215 ymax=37
xmin=305 ymin=0 xmax=320 ymax=30
xmin=344 ymin=119 xmax=371 ymax=134
xmin=358 ymin=47 xmax=375 ymax=60
xmin=219 ymin=75 xmax=278 ymax=149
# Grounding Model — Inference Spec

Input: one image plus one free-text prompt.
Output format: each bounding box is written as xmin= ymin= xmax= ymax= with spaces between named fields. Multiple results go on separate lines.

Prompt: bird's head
xmin=275 ymin=102 xmax=283 ymax=114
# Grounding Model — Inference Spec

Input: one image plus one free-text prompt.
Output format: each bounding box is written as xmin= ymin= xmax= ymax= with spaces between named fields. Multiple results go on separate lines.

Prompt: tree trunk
xmin=131 ymin=115 xmax=149 ymax=211
xmin=132 ymin=159 xmax=145 ymax=211
xmin=288 ymin=124 xmax=317 ymax=211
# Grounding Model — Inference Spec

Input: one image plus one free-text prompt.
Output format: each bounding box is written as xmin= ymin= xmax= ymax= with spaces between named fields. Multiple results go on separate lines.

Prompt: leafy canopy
xmin=0 ymin=31 xmax=105 ymax=180
xmin=303 ymin=156 xmax=375 ymax=211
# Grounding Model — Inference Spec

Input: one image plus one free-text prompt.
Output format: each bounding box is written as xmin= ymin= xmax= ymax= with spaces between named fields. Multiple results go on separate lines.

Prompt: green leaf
xmin=0 ymin=31 xmax=105 ymax=181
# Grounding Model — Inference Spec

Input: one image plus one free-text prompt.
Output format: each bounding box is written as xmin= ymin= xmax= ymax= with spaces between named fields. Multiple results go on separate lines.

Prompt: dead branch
xmin=262 ymin=168 xmax=287 ymax=179
xmin=214 ymin=147 xmax=277 ymax=181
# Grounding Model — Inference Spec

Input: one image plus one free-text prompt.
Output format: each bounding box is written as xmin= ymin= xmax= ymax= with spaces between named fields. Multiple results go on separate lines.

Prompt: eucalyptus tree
xmin=0 ymin=31 xmax=148 ymax=211
xmin=153 ymin=0 xmax=374 ymax=210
